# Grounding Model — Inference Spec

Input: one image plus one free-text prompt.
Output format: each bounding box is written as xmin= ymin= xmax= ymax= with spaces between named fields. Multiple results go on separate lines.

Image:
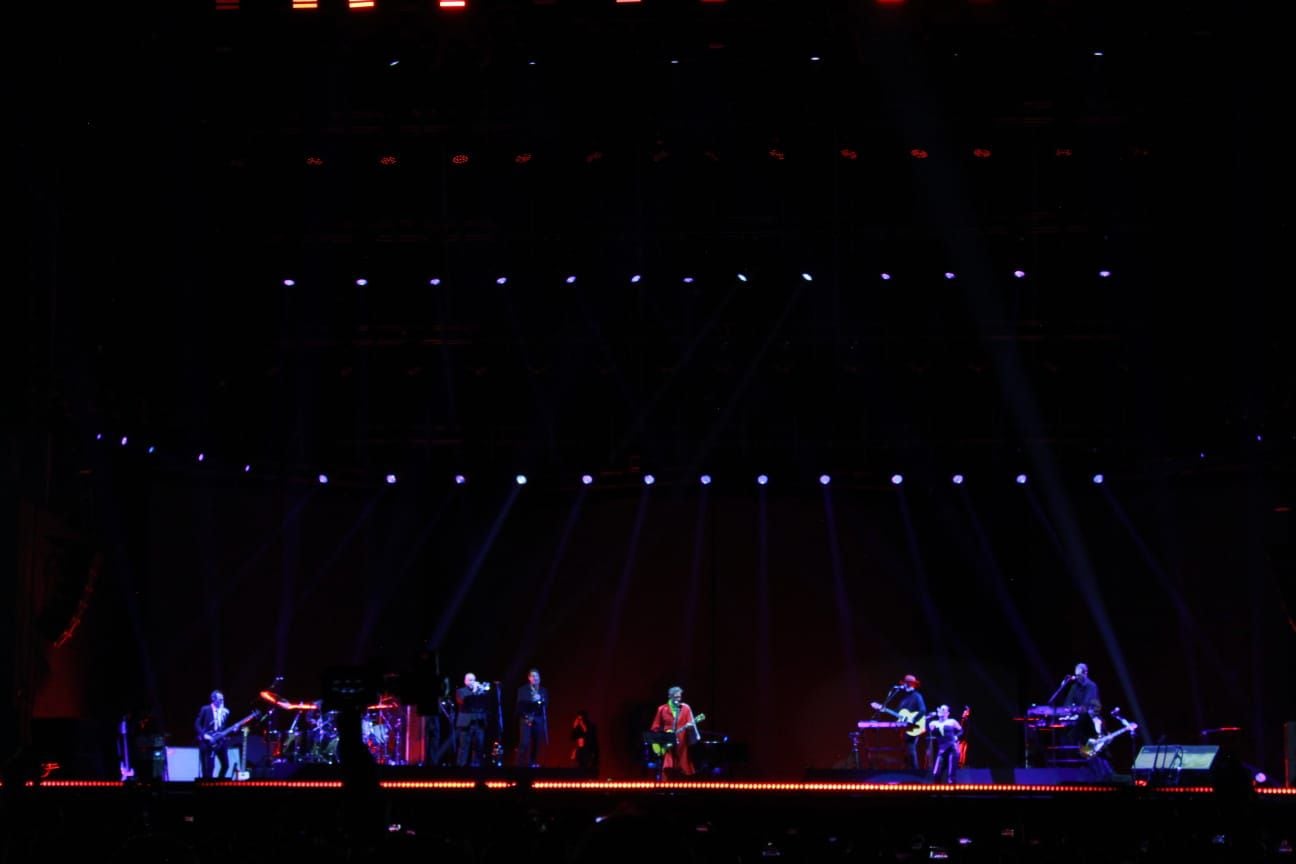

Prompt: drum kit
xmin=258 ymin=687 xmax=405 ymax=766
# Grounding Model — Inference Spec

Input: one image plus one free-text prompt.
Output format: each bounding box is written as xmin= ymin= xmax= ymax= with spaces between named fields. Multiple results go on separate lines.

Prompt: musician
xmin=928 ymin=705 xmax=963 ymax=784
xmin=515 ymin=668 xmax=549 ymax=767
xmin=1054 ymin=663 xmax=1102 ymax=742
xmin=194 ymin=690 xmax=231 ymax=779
xmin=650 ymin=686 xmax=697 ymax=777
xmin=570 ymin=710 xmax=599 ymax=775
xmin=884 ymin=674 xmax=927 ymax=770
xmin=455 ymin=673 xmax=491 ymax=767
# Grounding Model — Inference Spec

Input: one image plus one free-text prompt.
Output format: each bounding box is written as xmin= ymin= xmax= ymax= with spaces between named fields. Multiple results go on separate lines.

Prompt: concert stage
xmin=6 ymin=776 xmax=1292 ymax=863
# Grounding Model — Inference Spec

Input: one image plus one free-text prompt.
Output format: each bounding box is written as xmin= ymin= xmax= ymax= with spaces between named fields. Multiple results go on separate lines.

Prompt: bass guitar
xmin=869 ymin=702 xmax=927 ymax=737
xmin=651 ymin=713 xmax=706 ymax=756
xmin=1080 ymin=721 xmax=1139 ymax=759
xmin=203 ymin=709 xmax=262 ymax=745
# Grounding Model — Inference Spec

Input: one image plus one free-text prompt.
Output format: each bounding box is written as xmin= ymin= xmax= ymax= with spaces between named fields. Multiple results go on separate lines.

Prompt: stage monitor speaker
xmin=1132 ymin=744 xmax=1219 ymax=785
xmin=164 ymin=746 xmax=240 ymax=781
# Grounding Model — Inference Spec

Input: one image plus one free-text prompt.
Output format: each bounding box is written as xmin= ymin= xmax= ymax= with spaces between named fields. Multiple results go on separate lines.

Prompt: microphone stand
xmin=1046 ymin=678 xmax=1071 ymax=706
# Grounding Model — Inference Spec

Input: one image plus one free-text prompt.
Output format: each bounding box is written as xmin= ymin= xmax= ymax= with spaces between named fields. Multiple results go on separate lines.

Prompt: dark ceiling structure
xmin=18 ymin=0 xmax=1291 ymax=491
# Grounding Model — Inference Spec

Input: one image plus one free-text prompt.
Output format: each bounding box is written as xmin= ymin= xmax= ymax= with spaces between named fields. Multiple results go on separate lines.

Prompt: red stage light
xmin=291 ymin=0 xmax=318 ymax=8
xmin=514 ymin=153 xmax=533 ymax=164
xmin=439 ymin=0 xmax=466 ymax=8
xmin=768 ymin=148 xmax=786 ymax=161
xmin=876 ymin=0 xmax=906 ymax=5
xmin=348 ymin=0 xmax=375 ymax=8
xmin=450 ymin=153 xmax=470 ymax=165
xmin=378 ymin=155 xmax=398 ymax=166
xmin=584 ymin=151 xmax=604 ymax=164
xmin=214 ymin=0 xmax=239 ymax=10
xmin=839 ymin=148 xmax=858 ymax=160
xmin=972 ymin=148 xmax=992 ymax=159
xmin=305 ymin=155 xmax=325 ymax=166
xmin=615 ymin=0 xmax=642 ymax=4
xmin=1055 ymin=147 xmax=1074 ymax=157
xmin=909 ymin=148 xmax=929 ymax=159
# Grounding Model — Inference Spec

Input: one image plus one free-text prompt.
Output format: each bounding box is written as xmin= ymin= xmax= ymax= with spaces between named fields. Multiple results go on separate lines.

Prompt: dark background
xmin=11 ymin=0 xmax=1295 ymax=779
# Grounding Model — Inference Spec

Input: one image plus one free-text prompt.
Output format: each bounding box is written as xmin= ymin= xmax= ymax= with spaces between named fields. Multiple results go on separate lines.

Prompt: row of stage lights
xmin=215 ymin=1 xmax=999 ymax=13
xmin=300 ymin=145 xmax=1125 ymax=169
xmin=280 ymin=269 xmax=1116 ymax=287
xmin=94 ymin=436 xmax=1122 ymax=488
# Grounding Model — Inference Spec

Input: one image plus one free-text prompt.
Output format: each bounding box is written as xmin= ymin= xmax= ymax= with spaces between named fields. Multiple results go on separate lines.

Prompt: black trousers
xmin=904 ymin=735 xmax=921 ymax=770
xmin=456 ymin=721 xmax=486 ymax=767
xmin=517 ymin=718 xmax=546 ymax=767
xmin=932 ymin=740 xmax=959 ymax=783
xmin=199 ymin=740 xmax=230 ymax=779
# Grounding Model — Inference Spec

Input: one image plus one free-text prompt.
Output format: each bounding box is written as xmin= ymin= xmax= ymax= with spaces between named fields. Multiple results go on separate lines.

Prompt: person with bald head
xmin=455 ymin=672 xmax=491 ymax=767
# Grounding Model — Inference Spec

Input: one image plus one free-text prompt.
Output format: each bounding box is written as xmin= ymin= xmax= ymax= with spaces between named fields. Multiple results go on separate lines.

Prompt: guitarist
xmin=650 ymin=686 xmax=697 ymax=777
xmin=194 ymin=690 xmax=232 ymax=779
xmin=879 ymin=675 xmax=927 ymax=770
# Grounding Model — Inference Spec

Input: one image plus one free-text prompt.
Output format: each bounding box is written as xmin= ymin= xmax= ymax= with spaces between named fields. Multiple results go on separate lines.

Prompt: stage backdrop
xmin=28 ymin=465 xmax=1294 ymax=779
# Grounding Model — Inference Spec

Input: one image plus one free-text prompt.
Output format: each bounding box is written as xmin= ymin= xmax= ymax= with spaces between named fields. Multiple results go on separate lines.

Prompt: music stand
xmin=643 ymin=731 xmax=677 ymax=781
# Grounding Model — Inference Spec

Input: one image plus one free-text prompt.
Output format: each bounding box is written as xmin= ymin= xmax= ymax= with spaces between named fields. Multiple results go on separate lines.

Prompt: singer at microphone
xmin=1052 ymin=663 xmax=1102 ymax=746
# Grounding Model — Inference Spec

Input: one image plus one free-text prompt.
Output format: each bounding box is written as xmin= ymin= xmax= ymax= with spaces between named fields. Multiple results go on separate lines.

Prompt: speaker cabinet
xmin=1132 ymin=744 xmax=1218 ymax=785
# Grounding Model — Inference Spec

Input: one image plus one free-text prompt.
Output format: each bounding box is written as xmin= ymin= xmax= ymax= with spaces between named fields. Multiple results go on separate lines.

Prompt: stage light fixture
xmin=801 ymin=272 xmax=813 ymax=282
xmin=1098 ymin=269 xmax=1112 ymax=278
xmin=1092 ymin=474 xmax=1104 ymax=485
xmin=429 ymin=278 xmax=441 ymax=286
xmin=944 ymin=272 xmax=956 ymax=280
xmin=891 ymin=474 xmax=904 ymax=486
xmin=952 ymin=474 xmax=965 ymax=485
xmin=1015 ymin=474 xmax=1028 ymax=485
xmin=244 ymin=465 xmax=251 ymax=474
xmin=454 ymin=474 xmax=467 ymax=485
xmin=736 ymin=273 xmax=748 ymax=282
xmin=318 ymin=474 xmax=329 ymax=485
xmin=496 ymin=276 xmax=508 ymax=285
xmin=283 ymin=279 xmax=296 ymax=287
xmin=1013 ymin=270 xmax=1026 ymax=279
xmin=120 ymin=436 xmax=128 ymax=446
xmin=756 ymin=474 xmax=769 ymax=486
xmin=565 ymin=275 xmax=577 ymax=284
xmin=700 ymin=474 xmax=712 ymax=486
xmin=355 ymin=278 xmax=368 ymax=286
xmin=386 ymin=474 xmax=397 ymax=485
xmin=630 ymin=274 xmax=642 ymax=283
xmin=581 ymin=474 xmax=594 ymax=486
xmin=515 ymin=474 xmax=528 ymax=486
xmin=819 ymin=474 xmax=831 ymax=486
xmin=197 ymin=453 xmax=205 ymax=462
xmin=880 ymin=272 xmax=892 ymax=281
xmin=644 ymin=474 xmax=656 ymax=486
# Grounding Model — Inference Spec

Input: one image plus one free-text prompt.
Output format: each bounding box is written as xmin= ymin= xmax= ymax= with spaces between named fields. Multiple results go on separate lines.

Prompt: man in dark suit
xmin=515 ymin=668 xmax=548 ymax=767
xmin=194 ymin=690 xmax=231 ymax=779
xmin=1055 ymin=662 xmax=1103 ymax=747
xmin=455 ymin=673 xmax=491 ymax=767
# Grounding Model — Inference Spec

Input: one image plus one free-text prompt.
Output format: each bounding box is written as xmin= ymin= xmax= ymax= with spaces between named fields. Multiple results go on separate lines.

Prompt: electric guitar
xmin=1080 ymin=721 xmax=1138 ymax=759
xmin=203 ymin=709 xmax=262 ymax=745
xmin=651 ymin=712 xmax=706 ymax=756
xmin=869 ymin=702 xmax=927 ymax=737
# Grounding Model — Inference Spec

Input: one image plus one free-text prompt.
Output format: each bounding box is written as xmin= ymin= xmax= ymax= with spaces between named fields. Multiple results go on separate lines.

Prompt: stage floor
xmin=4 ymin=776 xmax=1292 ymax=862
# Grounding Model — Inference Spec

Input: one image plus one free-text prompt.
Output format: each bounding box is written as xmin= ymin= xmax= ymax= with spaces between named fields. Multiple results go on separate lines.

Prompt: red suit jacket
xmin=650 ymin=702 xmax=696 ymax=775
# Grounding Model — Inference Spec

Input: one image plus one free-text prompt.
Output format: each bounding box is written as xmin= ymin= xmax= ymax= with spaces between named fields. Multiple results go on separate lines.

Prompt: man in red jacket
xmin=650 ymin=686 xmax=697 ymax=777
